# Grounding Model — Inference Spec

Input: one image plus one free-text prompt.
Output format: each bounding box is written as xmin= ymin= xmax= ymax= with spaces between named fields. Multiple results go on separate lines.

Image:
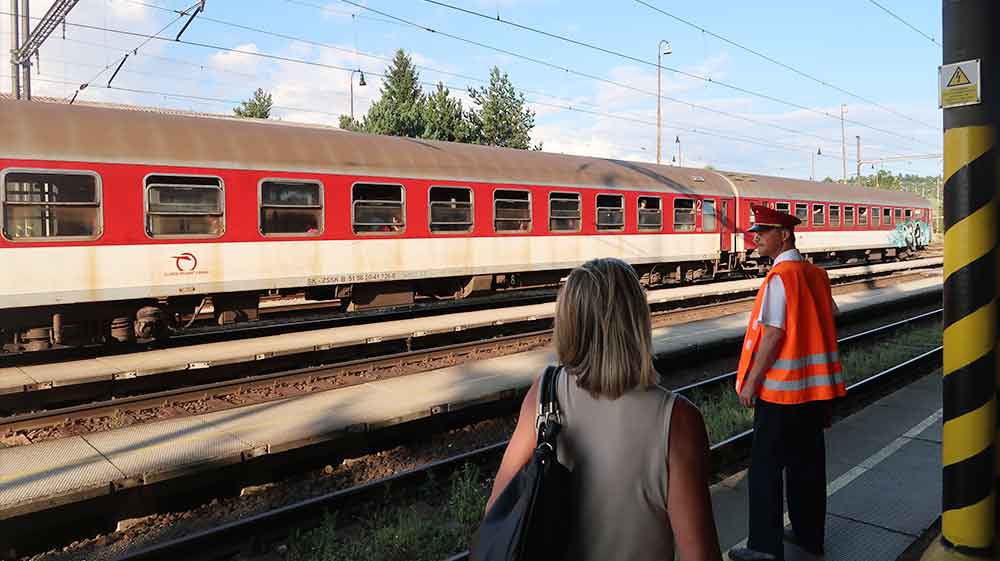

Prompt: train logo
xmin=173 ymin=252 xmax=198 ymax=272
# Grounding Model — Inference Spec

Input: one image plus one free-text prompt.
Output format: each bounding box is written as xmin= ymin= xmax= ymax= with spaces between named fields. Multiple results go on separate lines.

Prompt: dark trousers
xmin=747 ymin=399 xmax=827 ymax=560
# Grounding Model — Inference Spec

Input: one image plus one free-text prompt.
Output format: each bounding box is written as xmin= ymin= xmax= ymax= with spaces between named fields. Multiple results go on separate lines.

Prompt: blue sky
xmin=3 ymin=0 xmax=943 ymax=179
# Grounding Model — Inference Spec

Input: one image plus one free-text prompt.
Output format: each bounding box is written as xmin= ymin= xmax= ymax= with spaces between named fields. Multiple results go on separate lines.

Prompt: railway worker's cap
xmin=748 ymin=203 xmax=801 ymax=232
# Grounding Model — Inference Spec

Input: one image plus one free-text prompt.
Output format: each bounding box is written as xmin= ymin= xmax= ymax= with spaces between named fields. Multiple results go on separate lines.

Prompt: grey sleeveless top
xmin=549 ymin=371 xmax=677 ymax=561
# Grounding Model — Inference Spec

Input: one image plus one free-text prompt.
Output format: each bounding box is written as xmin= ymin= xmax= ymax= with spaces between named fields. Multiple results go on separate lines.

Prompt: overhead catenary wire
xmin=126 ymin=0 xmax=858 ymax=150
xmin=867 ymin=0 xmax=939 ymax=47
xmin=5 ymin=10 xmax=864 ymax=160
xmin=629 ymin=0 xmax=938 ymax=130
xmin=324 ymin=0 xmax=938 ymax=150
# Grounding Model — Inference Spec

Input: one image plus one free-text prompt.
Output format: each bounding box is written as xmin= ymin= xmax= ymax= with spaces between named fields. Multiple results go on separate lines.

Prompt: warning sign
xmin=939 ymin=59 xmax=981 ymax=109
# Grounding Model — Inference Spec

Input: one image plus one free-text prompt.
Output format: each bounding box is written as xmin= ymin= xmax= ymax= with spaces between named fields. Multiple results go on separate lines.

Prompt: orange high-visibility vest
xmin=736 ymin=260 xmax=846 ymax=404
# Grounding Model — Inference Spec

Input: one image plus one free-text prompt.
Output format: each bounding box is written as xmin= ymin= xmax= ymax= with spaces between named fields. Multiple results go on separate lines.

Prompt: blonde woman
xmin=485 ymin=257 xmax=722 ymax=561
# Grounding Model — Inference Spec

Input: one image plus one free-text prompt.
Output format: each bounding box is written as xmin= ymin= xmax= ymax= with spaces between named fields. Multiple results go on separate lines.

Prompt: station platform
xmin=0 ymin=257 xmax=941 ymax=395
xmin=715 ymin=371 xmax=943 ymax=561
xmin=0 ymin=273 xmax=941 ymax=521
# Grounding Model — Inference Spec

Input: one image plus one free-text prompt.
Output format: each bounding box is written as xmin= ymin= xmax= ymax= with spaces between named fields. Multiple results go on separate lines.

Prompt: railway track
xmin=0 ymin=267 xmax=941 ymax=442
xmin=0 ymin=261 xmax=941 ymax=418
xmin=104 ymin=309 xmax=944 ymax=561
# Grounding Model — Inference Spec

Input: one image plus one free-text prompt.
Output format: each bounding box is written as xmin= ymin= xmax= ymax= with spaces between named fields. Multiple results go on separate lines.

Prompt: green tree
xmin=361 ymin=49 xmax=425 ymax=137
xmin=467 ymin=67 xmax=536 ymax=149
xmin=339 ymin=115 xmax=362 ymax=132
xmin=233 ymin=88 xmax=273 ymax=119
xmin=421 ymin=83 xmax=472 ymax=142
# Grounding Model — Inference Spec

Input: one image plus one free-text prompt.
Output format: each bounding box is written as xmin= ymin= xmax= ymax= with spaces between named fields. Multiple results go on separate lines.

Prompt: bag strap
xmin=536 ymin=365 xmax=563 ymax=445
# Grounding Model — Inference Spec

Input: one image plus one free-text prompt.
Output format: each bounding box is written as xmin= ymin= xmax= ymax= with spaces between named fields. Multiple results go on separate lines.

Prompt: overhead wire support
xmin=173 ymin=0 xmax=204 ymax=41
xmin=404 ymin=0 xmax=938 ymax=149
xmin=11 ymin=0 xmax=80 ymax=65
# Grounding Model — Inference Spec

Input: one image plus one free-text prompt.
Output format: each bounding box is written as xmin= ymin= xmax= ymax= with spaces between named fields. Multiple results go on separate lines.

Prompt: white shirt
xmin=757 ymin=249 xmax=801 ymax=329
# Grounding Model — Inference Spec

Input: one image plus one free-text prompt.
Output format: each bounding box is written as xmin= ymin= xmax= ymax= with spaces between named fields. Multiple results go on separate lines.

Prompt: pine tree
xmin=339 ymin=115 xmax=362 ymax=132
xmin=361 ymin=49 xmax=425 ymax=137
xmin=467 ymin=67 xmax=536 ymax=149
xmin=233 ymin=88 xmax=273 ymax=119
xmin=421 ymin=83 xmax=472 ymax=143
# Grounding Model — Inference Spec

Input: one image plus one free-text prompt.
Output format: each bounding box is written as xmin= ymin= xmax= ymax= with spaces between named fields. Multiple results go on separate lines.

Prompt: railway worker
xmin=727 ymin=204 xmax=845 ymax=561
xmin=484 ymin=258 xmax=723 ymax=561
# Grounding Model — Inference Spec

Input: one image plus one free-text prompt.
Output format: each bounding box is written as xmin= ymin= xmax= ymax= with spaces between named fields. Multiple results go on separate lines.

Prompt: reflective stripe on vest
xmin=771 ymin=352 xmax=840 ymax=372
xmin=736 ymin=260 xmax=846 ymax=405
xmin=763 ymin=372 xmax=846 ymax=392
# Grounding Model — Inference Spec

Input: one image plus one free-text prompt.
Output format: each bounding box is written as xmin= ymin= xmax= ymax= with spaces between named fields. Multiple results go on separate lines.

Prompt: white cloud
xmin=210 ymin=43 xmax=262 ymax=75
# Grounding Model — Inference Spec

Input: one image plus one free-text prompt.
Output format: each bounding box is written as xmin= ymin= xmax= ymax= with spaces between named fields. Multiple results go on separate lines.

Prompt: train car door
xmin=720 ymin=199 xmax=733 ymax=252
xmin=743 ymin=199 xmax=761 ymax=251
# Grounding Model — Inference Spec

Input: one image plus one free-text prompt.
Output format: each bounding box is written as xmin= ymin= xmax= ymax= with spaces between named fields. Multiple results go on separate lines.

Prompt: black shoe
xmin=727 ymin=546 xmax=778 ymax=561
xmin=783 ymin=527 xmax=825 ymax=556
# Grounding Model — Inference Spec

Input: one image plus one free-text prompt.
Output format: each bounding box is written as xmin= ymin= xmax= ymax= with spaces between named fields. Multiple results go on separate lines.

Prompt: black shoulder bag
xmin=470 ymin=365 xmax=572 ymax=561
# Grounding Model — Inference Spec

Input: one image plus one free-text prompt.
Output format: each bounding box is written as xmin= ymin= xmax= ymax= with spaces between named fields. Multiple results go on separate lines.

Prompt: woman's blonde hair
xmin=554 ymin=257 xmax=658 ymax=399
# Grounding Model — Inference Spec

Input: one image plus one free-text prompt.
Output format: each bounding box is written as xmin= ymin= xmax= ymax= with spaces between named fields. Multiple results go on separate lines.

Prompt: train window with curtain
xmin=637 ymin=196 xmax=662 ymax=230
xmin=829 ymin=205 xmax=841 ymax=226
xmin=775 ymin=202 xmax=790 ymax=215
xmin=596 ymin=194 xmax=625 ymax=231
xmin=2 ymin=170 xmax=102 ymax=241
xmin=844 ymin=206 xmax=855 ymax=226
xmin=702 ymin=199 xmax=717 ymax=232
xmin=352 ymin=183 xmax=405 ymax=234
xmin=146 ymin=175 xmax=223 ymax=238
xmin=259 ymin=180 xmax=323 ymax=236
xmin=894 ymin=208 xmax=902 ymax=223
xmin=873 ymin=207 xmax=880 ymax=226
xmin=494 ymin=189 xmax=531 ymax=232
xmin=429 ymin=186 xmax=473 ymax=233
xmin=858 ymin=207 xmax=869 ymax=225
xmin=812 ymin=203 xmax=825 ymax=226
xmin=673 ymin=198 xmax=696 ymax=232
xmin=549 ymin=192 xmax=581 ymax=232
xmin=883 ymin=207 xmax=892 ymax=224
xmin=794 ymin=203 xmax=808 ymax=224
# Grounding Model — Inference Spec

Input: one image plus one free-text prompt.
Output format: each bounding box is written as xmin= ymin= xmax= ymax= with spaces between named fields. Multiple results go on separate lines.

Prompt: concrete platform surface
xmin=716 ymin=373 xmax=943 ymax=561
xmin=0 ymin=257 xmax=941 ymax=394
xmin=0 ymin=275 xmax=941 ymax=520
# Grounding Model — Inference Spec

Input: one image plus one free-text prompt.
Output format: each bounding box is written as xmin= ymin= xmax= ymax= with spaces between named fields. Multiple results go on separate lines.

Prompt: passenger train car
xmin=0 ymin=100 xmax=932 ymax=351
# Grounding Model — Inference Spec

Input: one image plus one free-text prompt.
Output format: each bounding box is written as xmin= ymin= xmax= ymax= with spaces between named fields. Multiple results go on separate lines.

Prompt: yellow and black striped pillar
xmin=942 ymin=0 xmax=998 ymax=555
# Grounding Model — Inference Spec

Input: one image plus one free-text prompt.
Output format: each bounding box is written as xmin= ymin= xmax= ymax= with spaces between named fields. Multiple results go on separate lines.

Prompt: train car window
xmin=429 ymin=186 xmax=473 ymax=233
xmin=812 ymin=204 xmax=825 ymax=226
xmin=873 ymin=207 xmax=880 ymax=226
xmin=702 ymin=199 xmax=718 ymax=232
xmin=637 ymin=196 xmax=662 ymax=231
xmin=549 ymin=192 xmax=581 ymax=232
xmin=2 ymin=171 xmax=101 ymax=241
xmin=894 ymin=208 xmax=902 ymax=224
xmin=858 ymin=207 xmax=869 ymax=226
xmin=146 ymin=175 xmax=223 ymax=238
xmin=259 ymin=180 xmax=323 ymax=236
xmin=775 ymin=202 xmax=790 ymax=215
xmin=905 ymin=209 xmax=912 ymax=221
xmin=844 ymin=206 xmax=855 ymax=226
xmin=353 ymin=183 xmax=405 ymax=234
xmin=596 ymin=194 xmax=625 ymax=231
xmin=673 ymin=198 xmax=696 ymax=232
xmin=883 ymin=207 xmax=892 ymax=224
xmin=829 ymin=205 xmax=841 ymax=227
xmin=794 ymin=203 xmax=808 ymax=224
xmin=494 ymin=189 xmax=531 ymax=232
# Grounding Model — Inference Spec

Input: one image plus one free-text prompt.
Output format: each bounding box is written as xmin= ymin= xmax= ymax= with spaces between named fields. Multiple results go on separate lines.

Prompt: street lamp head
xmin=675 ymin=135 xmax=680 ymax=144
xmin=817 ymin=148 xmax=822 ymax=155
xmin=358 ymin=71 xmax=367 ymax=86
xmin=663 ymin=43 xmax=672 ymax=55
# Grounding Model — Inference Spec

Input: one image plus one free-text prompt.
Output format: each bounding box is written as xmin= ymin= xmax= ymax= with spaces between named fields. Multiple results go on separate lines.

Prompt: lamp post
xmin=349 ymin=69 xmax=366 ymax=121
xmin=656 ymin=40 xmax=672 ymax=165
xmin=675 ymin=135 xmax=682 ymax=167
xmin=811 ymin=147 xmax=822 ymax=181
